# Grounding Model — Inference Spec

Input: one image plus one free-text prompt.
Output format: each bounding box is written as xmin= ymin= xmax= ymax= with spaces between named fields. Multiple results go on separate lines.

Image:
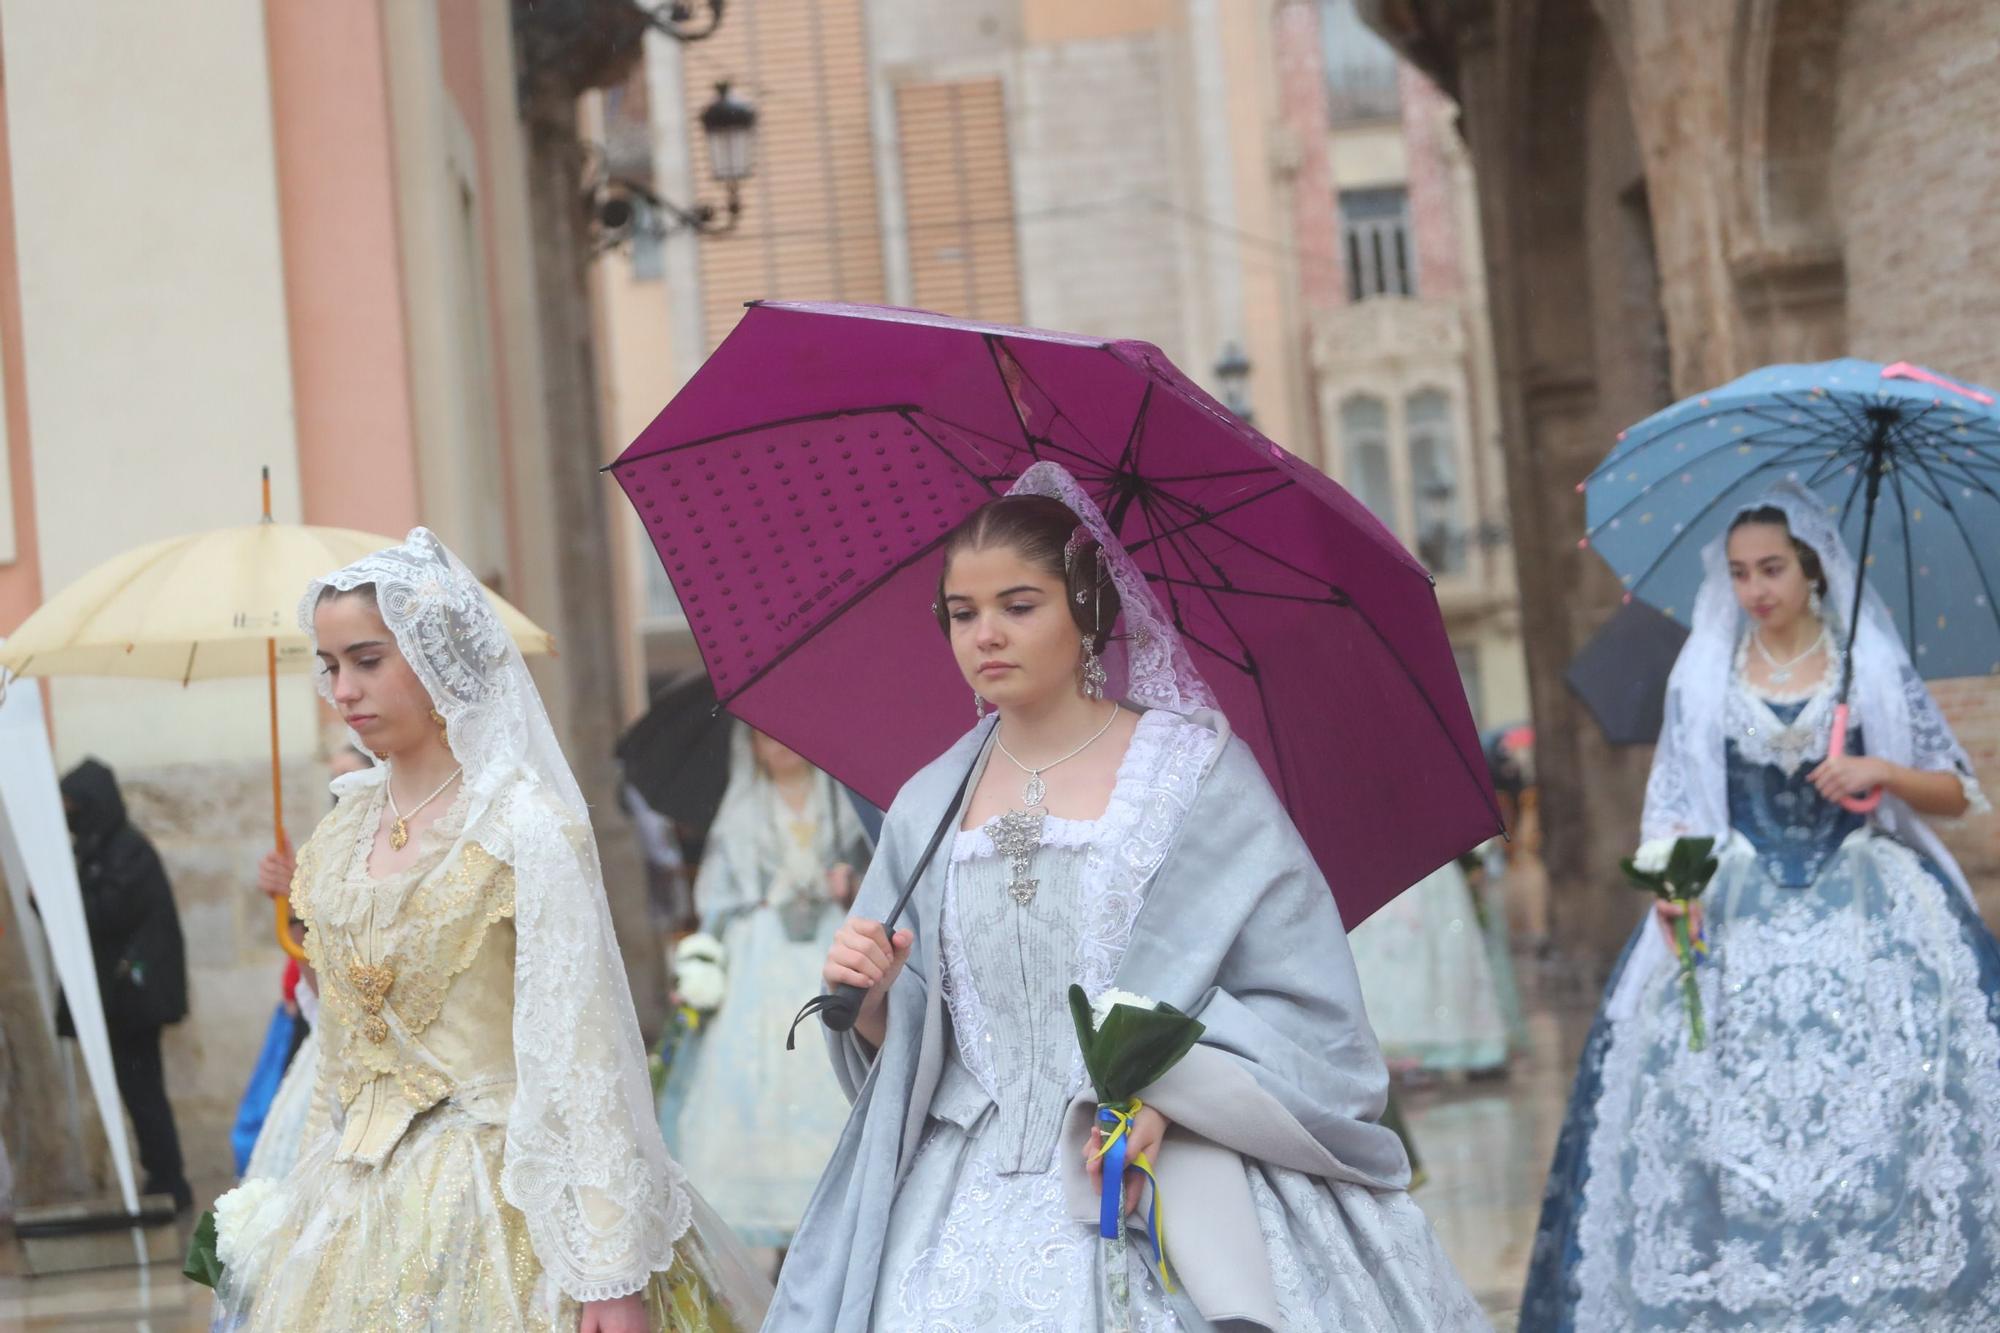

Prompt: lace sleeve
xmin=1894 ymin=662 xmax=1992 ymax=814
xmin=1640 ymin=683 xmax=1700 ymax=842
xmin=497 ymin=786 xmax=689 ymax=1303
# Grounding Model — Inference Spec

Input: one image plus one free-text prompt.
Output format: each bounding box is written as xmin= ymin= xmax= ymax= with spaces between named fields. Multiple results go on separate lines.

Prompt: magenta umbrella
xmin=610 ymin=302 xmax=1498 ymax=923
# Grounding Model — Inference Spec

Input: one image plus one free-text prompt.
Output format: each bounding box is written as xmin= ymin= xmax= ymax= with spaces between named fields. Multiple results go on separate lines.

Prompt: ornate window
xmin=1340 ymin=187 xmax=1415 ymax=299
xmin=1319 ymin=0 xmax=1403 ymax=124
xmin=1408 ymin=388 xmax=1463 ymax=574
xmin=1340 ymin=395 xmax=1397 ymax=533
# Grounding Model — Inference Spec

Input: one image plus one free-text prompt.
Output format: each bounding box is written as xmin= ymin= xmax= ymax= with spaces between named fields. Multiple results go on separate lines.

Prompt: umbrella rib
xmin=1116 ymin=382 xmax=1153 ymax=476
xmin=710 ymin=528 xmax=967 ymax=711
xmin=1342 ymin=594 xmax=1505 ymax=831
xmin=1124 ymin=479 xmax=1297 ymax=554
xmin=1897 ymin=445 xmax=2000 ymax=657
xmin=1585 ymin=421 xmax=1848 ymax=533
xmin=1907 ymin=440 xmax=2000 ymax=504
xmin=1135 ymin=488 xmax=1258 ymax=662
xmin=899 ymin=411 xmax=1026 ymax=497
xmin=607 ymin=405 xmax=923 ymax=470
xmin=1588 ymin=386 xmax=1851 ymax=477
xmin=981 ymin=335 xmax=1039 ymax=450
xmin=1146 ymin=574 xmax=1346 ymax=605
xmin=1613 ymin=441 xmax=1836 ymax=594
xmin=1128 ymin=480 xmax=1328 ymax=620
xmin=1884 ymin=455 xmax=1920 ymax=648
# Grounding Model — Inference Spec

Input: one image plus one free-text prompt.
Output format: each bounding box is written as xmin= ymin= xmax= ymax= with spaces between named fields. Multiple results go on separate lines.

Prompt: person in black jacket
xmin=56 ymin=757 xmax=191 ymax=1211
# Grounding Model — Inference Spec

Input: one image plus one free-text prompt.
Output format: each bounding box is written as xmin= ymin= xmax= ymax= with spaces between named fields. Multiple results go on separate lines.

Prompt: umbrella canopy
xmin=0 ymin=510 xmax=553 ymax=960
xmin=1582 ymin=357 xmax=2000 ymax=680
xmin=0 ymin=522 xmax=553 ymax=682
xmin=611 ymin=301 xmax=1499 ymax=922
xmin=1564 ymin=599 xmax=1689 ymax=745
xmin=616 ymin=670 xmax=732 ymax=830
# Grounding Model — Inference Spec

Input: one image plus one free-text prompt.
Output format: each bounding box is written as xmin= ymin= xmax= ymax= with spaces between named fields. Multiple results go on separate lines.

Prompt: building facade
xmin=1365 ymin=0 xmax=2000 ymax=968
xmin=0 ymin=0 xmax=645 ymax=1190
xmin=595 ymin=0 xmax=1527 ymax=735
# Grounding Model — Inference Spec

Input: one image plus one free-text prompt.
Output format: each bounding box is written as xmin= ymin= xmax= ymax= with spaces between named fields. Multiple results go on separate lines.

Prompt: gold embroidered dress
xmin=213 ymin=779 xmax=766 ymax=1331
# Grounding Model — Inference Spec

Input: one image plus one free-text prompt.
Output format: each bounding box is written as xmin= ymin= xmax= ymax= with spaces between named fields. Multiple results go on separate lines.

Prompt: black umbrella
xmin=1564 ymin=599 xmax=1689 ymax=745
xmin=616 ymin=671 xmax=732 ymax=831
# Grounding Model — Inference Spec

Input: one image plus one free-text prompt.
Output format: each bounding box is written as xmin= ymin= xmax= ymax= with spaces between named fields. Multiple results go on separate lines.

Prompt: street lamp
xmin=632 ymin=0 xmax=728 ymax=42
xmin=587 ymin=81 xmax=758 ymax=251
xmin=1214 ymin=341 xmax=1253 ymax=421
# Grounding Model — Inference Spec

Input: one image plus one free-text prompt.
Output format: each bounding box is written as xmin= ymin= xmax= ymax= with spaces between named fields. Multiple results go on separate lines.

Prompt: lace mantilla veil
xmin=1004 ymin=461 xmax=1217 ymax=715
xmin=1613 ymin=479 xmax=1985 ymax=1016
xmin=303 ymin=530 xmax=689 ymax=1302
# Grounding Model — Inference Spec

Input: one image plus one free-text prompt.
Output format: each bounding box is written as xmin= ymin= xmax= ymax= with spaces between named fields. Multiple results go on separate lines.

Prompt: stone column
xmin=510 ymin=0 xmax=669 ymax=1040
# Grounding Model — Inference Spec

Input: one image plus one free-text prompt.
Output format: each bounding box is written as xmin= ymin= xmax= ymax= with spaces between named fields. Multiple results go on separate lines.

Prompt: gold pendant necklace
xmin=386 ymin=766 xmax=463 ymax=851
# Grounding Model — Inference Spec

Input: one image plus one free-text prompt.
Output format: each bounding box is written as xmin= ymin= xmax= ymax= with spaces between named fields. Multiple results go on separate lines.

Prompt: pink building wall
xmin=1399 ymin=64 xmax=1463 ymax=303
xmin=0 ymin=26 xmax=42 ymax=634
xmin=1275 ymin=0 xmax=1347 ymax=314
xmin=263 ymin=0 xmax=421 ymax=537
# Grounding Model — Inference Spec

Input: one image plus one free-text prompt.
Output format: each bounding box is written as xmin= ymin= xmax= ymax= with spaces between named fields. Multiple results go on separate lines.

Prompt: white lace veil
xmin=1004 ymin=461 xmax=1218 ymax=715
xmin=700 ymin=722 xmax=867 ymax=926
xmin=1615 ymin=481 xmax=1984 ymax=1015
xmin=303 ymin=529 xmax=688 ymax=1302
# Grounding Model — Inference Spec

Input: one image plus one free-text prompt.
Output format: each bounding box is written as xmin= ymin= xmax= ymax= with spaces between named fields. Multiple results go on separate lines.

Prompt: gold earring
xmin=430 ymin=709 xmax=448 ymax=734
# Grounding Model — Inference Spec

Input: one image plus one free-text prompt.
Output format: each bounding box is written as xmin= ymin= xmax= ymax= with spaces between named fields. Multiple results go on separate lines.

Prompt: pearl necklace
xmin=386 ymin=766 xmax=463 ymax=851
xmin=1752 ymin=623 xmax=1827 ymax=686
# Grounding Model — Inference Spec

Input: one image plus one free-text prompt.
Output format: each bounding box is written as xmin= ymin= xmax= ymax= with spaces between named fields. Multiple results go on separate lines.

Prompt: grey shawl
xmin=763 ymin=709 xmax=1409 ymax=1331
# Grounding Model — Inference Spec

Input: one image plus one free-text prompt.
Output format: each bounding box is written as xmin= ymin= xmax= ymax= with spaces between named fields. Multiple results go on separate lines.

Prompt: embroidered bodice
xmin=934 ymin=837 xmax=1089 ymax=1174
xmin=290 ymin=781 xmax=518 ymax=1165
xmin=1724 ymin=681 xmax=1867 ymax=888
xmin=928 ymin=709 xmax=1211 ymax=1174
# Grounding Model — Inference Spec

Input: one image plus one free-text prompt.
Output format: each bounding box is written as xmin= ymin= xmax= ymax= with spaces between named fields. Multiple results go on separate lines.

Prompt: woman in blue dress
xmin=1522 ymin=482 xmax=2000 ymax=1329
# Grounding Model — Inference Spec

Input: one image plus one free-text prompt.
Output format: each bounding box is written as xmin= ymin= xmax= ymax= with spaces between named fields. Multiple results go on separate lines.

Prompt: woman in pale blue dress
xmin=767 ymin=463 xmax=1484 ymax=1332
xmin=660 ymin=726 xmax=871 ymax=1250
xmin=1523 ymin=484 xmax=2000 ymax=1330
xmin=1349 ymin=857 xmax=1512 ymax=1076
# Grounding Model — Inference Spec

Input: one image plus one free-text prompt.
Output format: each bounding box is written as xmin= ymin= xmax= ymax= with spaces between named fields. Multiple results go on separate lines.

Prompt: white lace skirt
xmin=874 ymin=1112 xmax=1486 ymax=1332
xmin=213 ymin=1102 xmax=769 ymax=1331
xmin=1571 ymin=835 xmax=2000 ymax=1330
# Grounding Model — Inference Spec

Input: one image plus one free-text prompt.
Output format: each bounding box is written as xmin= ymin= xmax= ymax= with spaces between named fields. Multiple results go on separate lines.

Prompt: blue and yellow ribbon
xmin=1091 ymin=1098 xmax=1176 ymax=1292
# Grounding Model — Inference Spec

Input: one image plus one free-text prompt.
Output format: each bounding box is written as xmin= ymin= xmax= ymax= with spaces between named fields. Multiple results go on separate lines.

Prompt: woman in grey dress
xmin=768 ymin=463 xmax=1484 ymax=1332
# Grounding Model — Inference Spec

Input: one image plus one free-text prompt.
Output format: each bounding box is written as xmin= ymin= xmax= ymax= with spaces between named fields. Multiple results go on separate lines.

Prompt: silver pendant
xmin=1021 ymin=772 xmax=1047 ymax=807
xmin=988 ymin=809 xmax=1045 ymax=905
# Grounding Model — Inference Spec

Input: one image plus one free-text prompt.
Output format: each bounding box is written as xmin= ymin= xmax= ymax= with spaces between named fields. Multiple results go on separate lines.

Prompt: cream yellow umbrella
xmin=0 ymin=471 xmax=554 ymax=957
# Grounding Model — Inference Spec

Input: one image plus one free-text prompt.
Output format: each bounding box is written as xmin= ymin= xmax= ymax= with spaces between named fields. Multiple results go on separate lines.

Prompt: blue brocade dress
xmin=1521 ymin=699 xmax=2000 ymax=1330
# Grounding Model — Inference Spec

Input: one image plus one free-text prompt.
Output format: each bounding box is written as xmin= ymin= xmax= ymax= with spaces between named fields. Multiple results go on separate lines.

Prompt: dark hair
xmin=1727 ymin=506 xmax=1828 ymax=597
xmin=316 ymin=581 xmax=379 ymax=612
xmin=934 ymin=495 xmax=1122 ymax=652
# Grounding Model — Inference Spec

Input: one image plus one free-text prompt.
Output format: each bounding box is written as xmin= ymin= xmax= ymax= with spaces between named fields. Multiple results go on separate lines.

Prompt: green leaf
xmin=1088 ymin=1003 xmax=1206 ymax=1104
xmin=182 ymin=1209 xmax=222 ymax=1290
xmin=1068 ymin=985 xmax=1113 ymax=1101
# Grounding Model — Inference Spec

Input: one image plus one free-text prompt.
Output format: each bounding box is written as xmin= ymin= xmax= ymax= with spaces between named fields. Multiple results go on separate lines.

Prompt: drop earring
xmin=1079 ymin=639 xmax=1107 ymax=701
xmin=430 ymin=708 xmax=449 ymax=735
xmin=974 ymin=691 xmax=988 ymax=721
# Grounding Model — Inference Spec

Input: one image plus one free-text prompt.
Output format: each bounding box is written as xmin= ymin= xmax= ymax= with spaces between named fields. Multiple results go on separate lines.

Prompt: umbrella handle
xmin=1828 ymin=703 xmax=1884 ymax=813
xmin=267 ymin=632 xmax=310 ymax=961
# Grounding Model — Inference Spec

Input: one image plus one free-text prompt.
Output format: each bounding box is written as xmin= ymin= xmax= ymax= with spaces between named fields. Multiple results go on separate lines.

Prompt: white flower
xmin=212 ymin=1178 xmax=280 ymax=1272
xmin=1090 ymin=988 xmax=1159 ymax=1032
xmin=672 ymin=934 xmax=728 ymax=1013
xmin=1632 ymin=838 xmax=1677 ymax=875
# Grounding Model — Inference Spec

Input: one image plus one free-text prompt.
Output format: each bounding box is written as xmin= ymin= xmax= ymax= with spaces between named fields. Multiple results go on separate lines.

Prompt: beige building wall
xmin=0 ymin=0 xmax=601 ymax=1190
xmin=3 ymin=0 xmax=316 ymax=770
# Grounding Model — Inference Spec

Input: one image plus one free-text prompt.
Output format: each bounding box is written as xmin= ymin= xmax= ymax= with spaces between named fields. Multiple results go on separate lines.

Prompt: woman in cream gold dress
xmin=212 ymin=529 xmax=768 ymax=1332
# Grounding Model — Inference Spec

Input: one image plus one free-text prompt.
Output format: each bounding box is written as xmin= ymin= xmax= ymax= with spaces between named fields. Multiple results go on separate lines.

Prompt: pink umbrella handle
xmin=1828 ymin=702 xmax=1884 ymax=813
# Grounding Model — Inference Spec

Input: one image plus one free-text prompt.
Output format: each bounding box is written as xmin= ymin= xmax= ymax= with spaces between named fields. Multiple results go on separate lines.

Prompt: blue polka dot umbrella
xmin=1583 ymin=358 xmax=2000 ymax=685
